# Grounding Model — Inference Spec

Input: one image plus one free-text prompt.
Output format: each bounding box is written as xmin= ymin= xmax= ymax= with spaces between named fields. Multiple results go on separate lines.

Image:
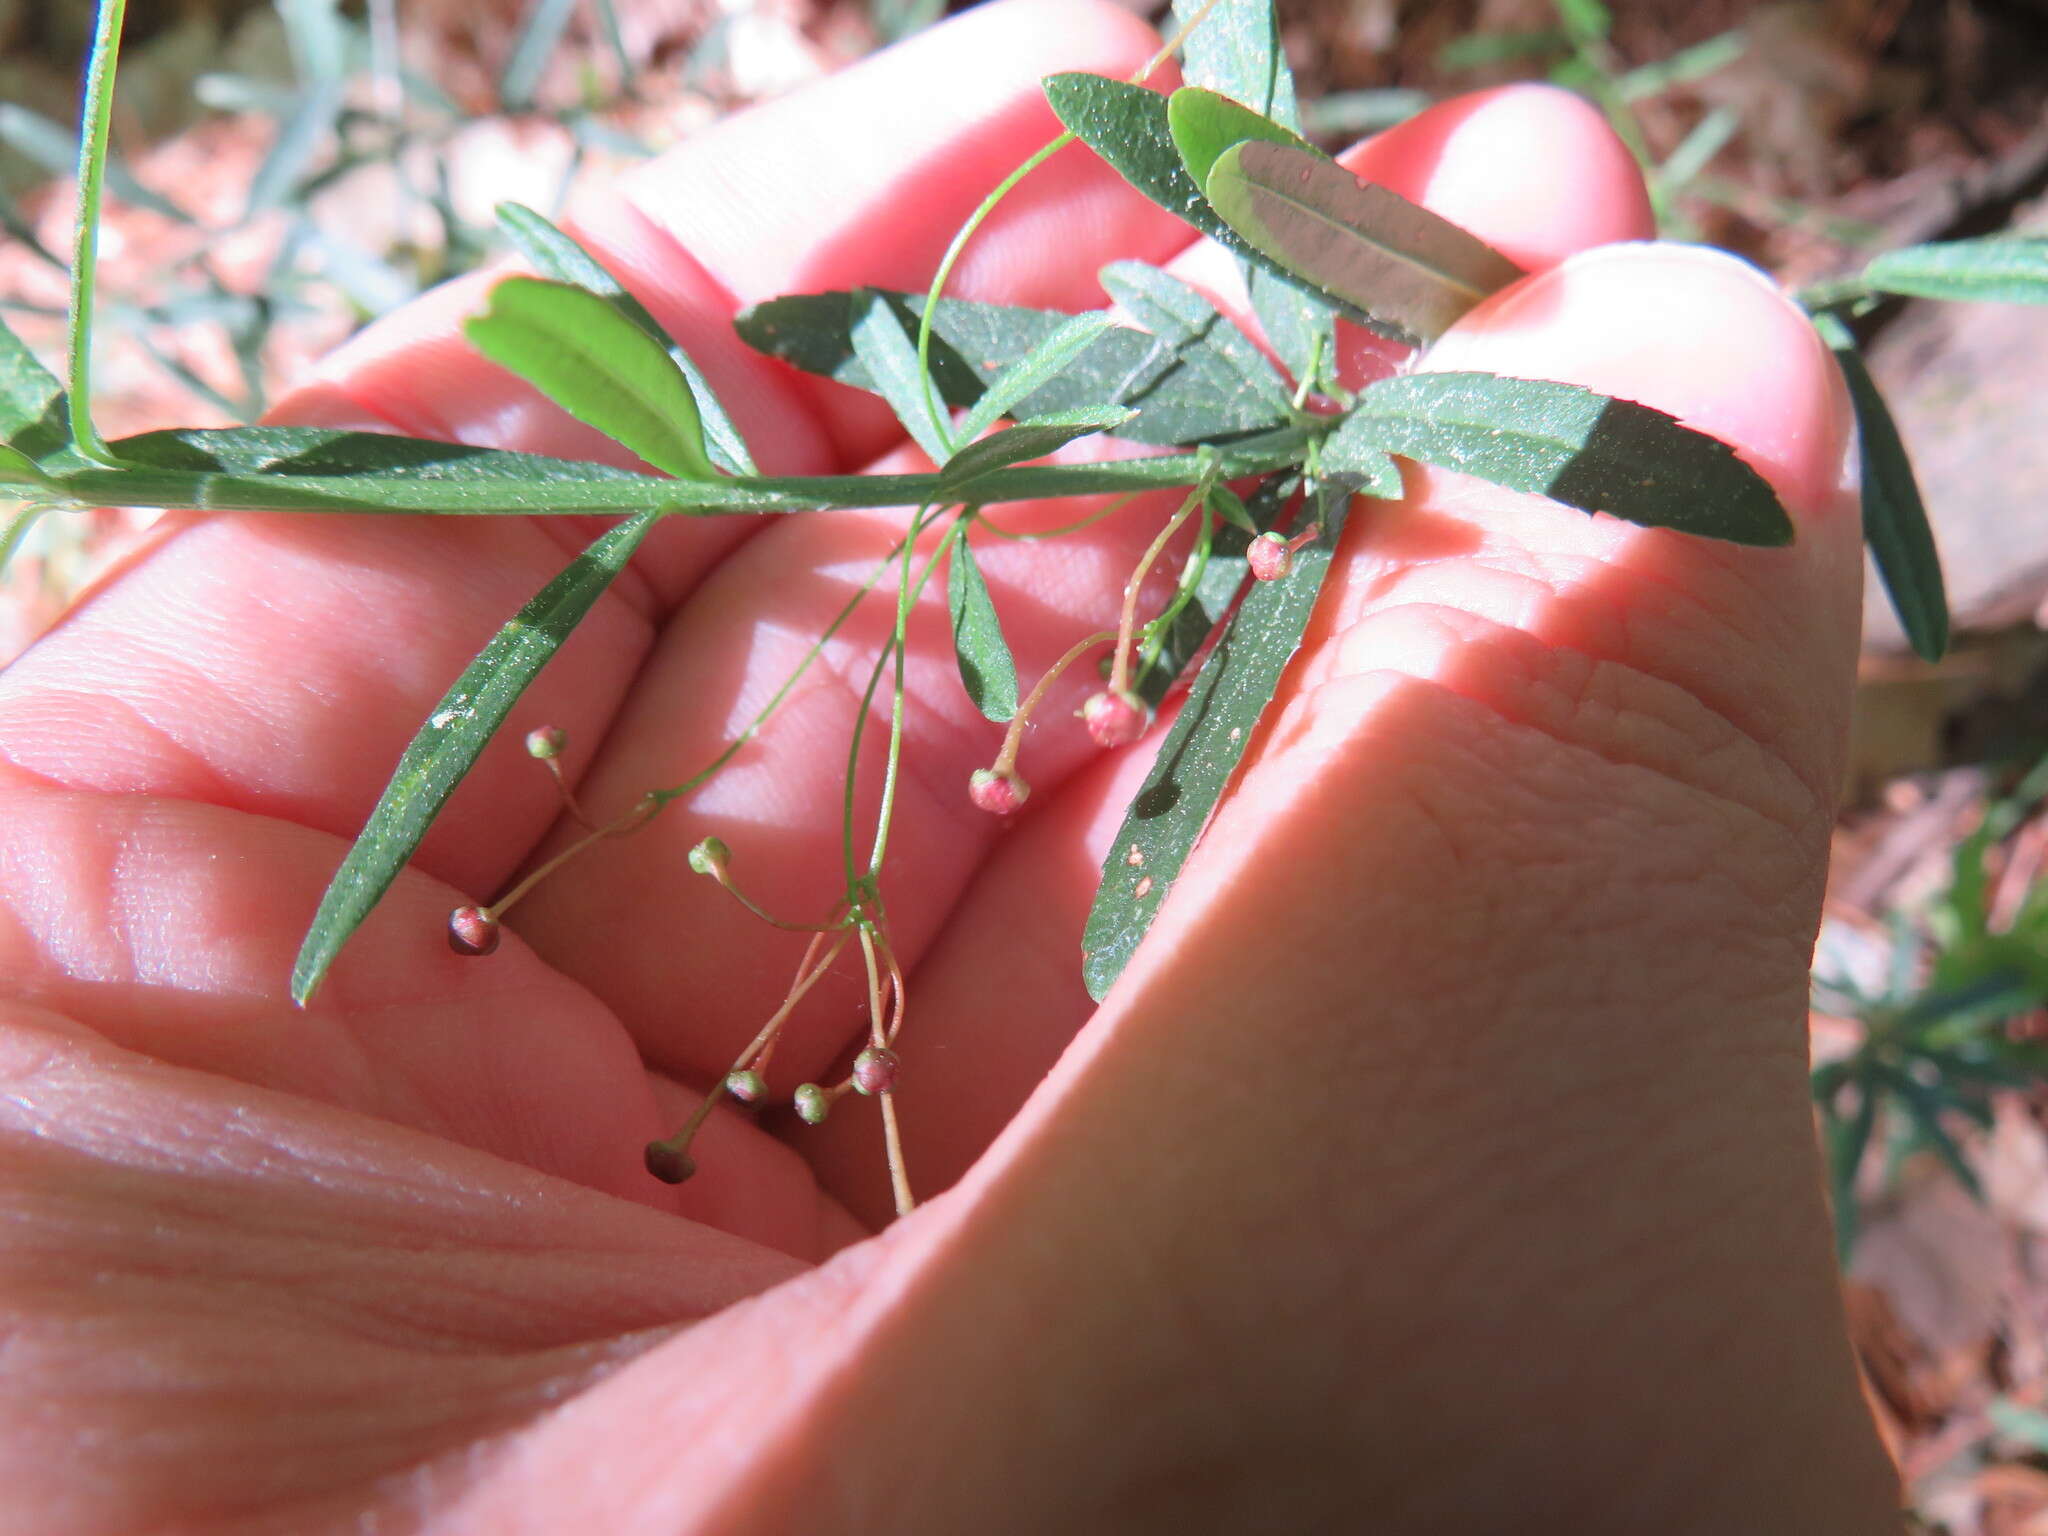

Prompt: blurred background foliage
xmin=8 ymin=0 xmax=2048 ymax=1527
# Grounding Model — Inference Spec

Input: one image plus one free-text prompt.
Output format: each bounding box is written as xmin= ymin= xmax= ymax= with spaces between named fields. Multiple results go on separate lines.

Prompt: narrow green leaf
xmin=1206 ymin=480 xmax=1257 ymax=534
xmin=1100 ymin=260 xmax=1290 ymax=412
xmin=0 ymin=317 xmax=65 ymax=459
xmin=495 ymin=201 xmax=756 ymax=473
xmin=1317 ymin=411 xmax=1404 ymax=497
xmin=1812 ymin=314 xmax=1948 ymax=660
xmin=947 ymin=521 xmax=1018 ymax=721
xmin=0 ymin=444 xmax=55 ymax=489
xmin=1166 ymin=85 xmax=1318 ymax=196
xmin=849 ymin=289 xmax=954 ymax=462
xmin=1858 ymin=237 xmax=2048 ymax=306
xmin=736 ymin=289 xmax=1293 ymax=448
xmin=1824 ymin=1081 xmax=1878 ymax=1264
xmin=0 ymin=102 xmax=190 ymax=226
xmin=1879 ymin=1065 xmax=1984 ymax=1201
xmin=1084 ymin=483 xmax=1348 ymax=1000
xmin=1618 ymin=29 xmax=1744 ymax=101
xmin=501 ymin=0 xmax=580 ymax=110
xmin=465 ymin=276 xmax=718 ymax=481
xmin=939 ymin=408 xmax=1132 ymax=490
xmin=1350 ymin=371 xmax=1794 ymax=545
xmin=292 ymin=513 xmax=657 ymax=1004
xmin=244 ymin=82 xmax=344 ymax=215
xmin=1169 ymin=0 xmax=1300 ymax=129
xmin=956 ymin=313 xmax=1117 ymax=443
xmin=1204 ymin=140 xmax=1526 ymax=344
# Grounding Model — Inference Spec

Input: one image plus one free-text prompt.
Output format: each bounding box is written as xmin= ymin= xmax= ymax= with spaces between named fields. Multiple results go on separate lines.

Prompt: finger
xmin=812 ymin=84 xmax=1665 ymax=1221
xmin=753 ymin=252 xmax=1888 ymax=1522
xmin=0 ymin=0 xmax=1179 ymax=934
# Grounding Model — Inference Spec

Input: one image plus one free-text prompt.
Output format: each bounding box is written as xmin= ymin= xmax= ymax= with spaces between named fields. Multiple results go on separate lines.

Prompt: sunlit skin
xmin=0 ymin=2 xmax=1899 ymax=1529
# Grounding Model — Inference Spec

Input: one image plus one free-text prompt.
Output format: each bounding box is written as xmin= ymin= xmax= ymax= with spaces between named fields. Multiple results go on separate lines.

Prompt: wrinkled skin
xmin=0 ymin=3 xmax=1899 ymax=1530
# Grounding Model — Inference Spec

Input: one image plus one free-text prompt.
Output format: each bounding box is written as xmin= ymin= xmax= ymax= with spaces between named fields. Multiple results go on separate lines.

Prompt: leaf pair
xmin=1044 ymin=72 xmax=1523 ymax=347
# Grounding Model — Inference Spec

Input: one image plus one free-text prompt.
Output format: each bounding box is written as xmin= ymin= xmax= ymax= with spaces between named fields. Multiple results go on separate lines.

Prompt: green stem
xmin=1135 ymin=504 xmax=1214 ymax=683
xmin=0 ymin=503 xmax=49 ymax=581
xmin=867 ymin=508 xmax=959 ymax=878
xmin=68 ymin=0 xmax=131 ymax=466
xmin=913 ymin=132 xmax=1074 ymax=449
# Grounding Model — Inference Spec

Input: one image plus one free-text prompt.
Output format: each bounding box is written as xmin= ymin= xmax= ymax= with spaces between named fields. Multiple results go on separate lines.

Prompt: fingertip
xmin=1423 ymin=241 xmax=1853 ymax=521
xmin=1340 ymin=83 xmax=1654 ymax=270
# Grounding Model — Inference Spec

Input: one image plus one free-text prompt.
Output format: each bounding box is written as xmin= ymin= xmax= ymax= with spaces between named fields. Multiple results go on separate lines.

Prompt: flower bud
xmin=725 ymin=1069 xmax=766 ymax=1105
xmin=1081 ymin=688 xmax=1148 ymax=748
xmin=794 ymin=1083 xmax=831 ymax=1125
xmin=1247 ymin=531 xmax=1293 ymax=582
xmin=969 ymin=767 xmax=1029 ymax=816
xmin=688 ymin=836 xmax=731 ymax=878
xmin=525 ymin=725 xmax=567 ymax=760
xmin=643 ymin=1140 xmax=696 ymax=1184
xmin=852 ymin=1046 xmax=901 ymax=1096
xmin=446 ymin=905 xmax=500 ymax=956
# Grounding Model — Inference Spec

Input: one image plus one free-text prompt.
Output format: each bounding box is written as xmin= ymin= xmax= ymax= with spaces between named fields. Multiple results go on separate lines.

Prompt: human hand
xmin=0 ymin=2 xmax=1899 ymax=1528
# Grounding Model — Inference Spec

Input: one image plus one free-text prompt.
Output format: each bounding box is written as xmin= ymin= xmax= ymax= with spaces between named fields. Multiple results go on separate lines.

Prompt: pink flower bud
xmin=1081 ymin=688 xmax=1148 ymax=748
xmin=794 ymin=1083 xmax=831 ymax=1124
xmin=725 ymin=1069 xmax=766 ymax=1105
xmin=643 ymin=1141 xmax=696 ymax=1184
xmin=525 ymin=725 xmax=567 ymax=760
xmin=969 ymin=767 xmax=1029 ymax=816
xmin=1247 ymin=532 xmax=1293 ymax=582
xmin=446 ymin=905 xmax=500 ymax=956
xmin=852 ymin=1046 xmax=901 ymax=1096
xmin=687 ymin=836 xmax=731 ymax=878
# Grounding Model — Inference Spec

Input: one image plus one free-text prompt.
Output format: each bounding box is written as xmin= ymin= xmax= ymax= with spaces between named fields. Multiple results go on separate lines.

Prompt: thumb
xmin=666 ymin=248 xmax=1892 ymax=1530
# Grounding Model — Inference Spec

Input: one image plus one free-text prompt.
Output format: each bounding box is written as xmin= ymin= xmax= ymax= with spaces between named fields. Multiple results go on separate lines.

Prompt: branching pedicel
xmin=15 ymin=0 xmax=2025 ymax=1215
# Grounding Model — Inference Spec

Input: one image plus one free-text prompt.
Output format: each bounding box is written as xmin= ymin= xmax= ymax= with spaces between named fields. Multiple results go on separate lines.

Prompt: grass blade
xmin=1204 ymin=140 xmax=1524 ymax=344
xmin=1084 ymin=483 xmax=1348 ymax=999
xmin=1813 ymin=314 xmax=1947 ymax=660
xmin=947 ymin=518 xmax=1018 ymax=721
xmin=291 ymin=513 xmax=656 ymax=1004
xmin=1348 ymin=370 xmax=1793 ymax=545
xmin=500 ymin=0 xmax=581 ymax=111
xmin=466 ymin=276 xmax=718 ymax=481
xmin=495 ymin=201 xmax=755 ymax=473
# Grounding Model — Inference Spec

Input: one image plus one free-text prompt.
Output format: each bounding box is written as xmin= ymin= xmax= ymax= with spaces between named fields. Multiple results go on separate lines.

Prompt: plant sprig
xmin=21 ymin=0 xmax=2038 ymax=1212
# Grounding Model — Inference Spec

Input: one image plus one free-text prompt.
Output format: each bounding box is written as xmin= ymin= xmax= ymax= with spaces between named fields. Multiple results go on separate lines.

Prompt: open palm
xmin=0 ymin=3 xmax=1898 ymax=1530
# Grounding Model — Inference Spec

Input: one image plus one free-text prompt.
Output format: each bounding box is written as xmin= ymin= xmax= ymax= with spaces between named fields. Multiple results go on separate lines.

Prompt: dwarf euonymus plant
xmin=9 ymin=0 xmax=2037 ymax=1213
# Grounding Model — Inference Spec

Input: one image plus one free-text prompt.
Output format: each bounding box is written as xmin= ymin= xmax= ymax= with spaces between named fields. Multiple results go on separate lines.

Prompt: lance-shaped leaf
xmin=465 ymin=276 xmax=719 ymax=481
xmin=1814 ymin=313 xmax=1948 ymax=661
xmin=1170 ymin=0 xmax=1301 ymax=129
xmin=497 ymin=201 xmax=756 ymax=474
xmin=292 ymin=512 xmax=657 ymax=1005
xmin=848 ymin=288 xmax=955 ymax=462
xmin=1858 ymin=237 xmax=2048 ymax=306
xmin=1085 ymin=483 xmax=1347 ymax=998
xmin=0 ymin=314 xmax=65 ymax=460
xmin=947 ymin=521 xmax=1018 ymax=721
xmin=1348 ymin=371 xmax=1793 ymax=545
xmin=1204 ymin=141 xmax=1525 ymax=344
xmin=1249 ymin=264 xmax=1335 ymax=391
xmin=940 ymin=407 xmax=1132 ymax=491
xmin=1043 ymin=73 xmax=1239 ymax=249
xmin=1317 ymin=411 xmax=1405 ymax=498
xmin=956 ymin=312 xmax=1117 ymax=442
xmin=1100 ymin=260 xmax=1290 ymax=414
xmin=1166 ymin=85 xmax=1318 ymax=197
xmin=737 ymin=288 xmax=1292 ymax=448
